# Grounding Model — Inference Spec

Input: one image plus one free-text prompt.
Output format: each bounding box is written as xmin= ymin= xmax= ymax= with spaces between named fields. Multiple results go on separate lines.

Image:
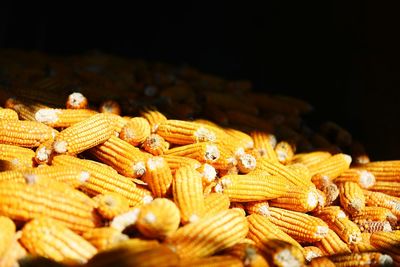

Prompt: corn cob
xmin=157 ymin=119 xmax=217 ymax=145
xmin=0 ymin=120 xmax=56 ymax=147
xmin=34 ymin=138 xmax=54 ymax=164
xmin=350 ymin=233 xmax=376 ymax=253
xmin=92 ymin=192 xmax=130 ymax=220
xmin=173 ymin=166 xmax=205 ymax=223
xmin=34 ymin=108 xmax=98 ymax=128
xmin=89 ymin=135 xmax=150 ymax=178
xmin=314 ymin=228 xmax=351 ymax=256
xmin=109 ymin=208 xmax=140 ymax=232
xmin=142 ymin=133 xmax=169 ymax=155
xmin=0 ymin=144 xmax=35 ymax=170
xmin=309 ymin=257 xmax=336 ymax=267
xmin=165 ymin=209 xmax=248 ymax=258
xmin=308 ymin=153 xmax=352 ymax=179
xmin=165 ymin=142 xmax=222 ymax=166
xmin=303 ymin=246 xmax=324 ymax=262
xmin=203 ymin=193 xmax=230 ymax=217
xmin=351 ymin=206 xmax=397 ymax=226
xmin=119 ymin=117 xmax=151 ymax=146
xmin=339 ymin=181 xmax=366 ymax=214
xmin=329 ymin=252 xmax=393 ymax=267
xmin=140 ymin=107 xmax=168 ymax=132
xmin=216 ymin=173 xmax=290 ymax=202
xmin=142 ymin=156 xmax=173 ymax=197
xmin=287 ymin=163 xmax=311 ymax=182
xmin=162 ymin=155 xmax=201 ymax=174
xmin=103 ymin=113 xmax=129 ymax=135
xmin=99 ymin=100 xmax=121 ymax=115
xmin=355 ymin=161 xmax=400 ymax=182
xmin=250 ymin=131 xmax=278 ymax=162
xmin=274 ymin=141 xmax=295 ymax=164
xmin=370 ymin=231 xmax=400 ymax=255
xmin=311 ymin=174 xmax=339 ymax=205
xmin=82 ymin=227 xmax=129 ymax=251
xmin=369 ymin=181 xmax=400 ymax=197
xmin=52 ymin=155 xmax=152 ymax=206
xmin=236 ymin=153 xmax=257 ymax=174
xmin=66 ymin=92 xmax=88 ymax=109
xmin=178 ymin=255 xmax=244 ymax=267
xmin=0 ymin=216 xmax=16 ymax=258
xmin=256 ymin=158 xmax=312 ymax=187
xmin=269 ymin=185 xmax=319 ymax=212
xmin=20 ymin=218 xmax=97 ymax=265
xmin=334 ymin=169 xmax=376 ymax=189
xmin=0 ymin=108 xmax=18 ymax=120
xmin=258 ymin=239 xmax=305 ymax=267
xmin=291 ymin=151 xmax=332 ymax=168
xmin=363 ymin=190 xmax=400 ymax=219
xmin=0 ymin=234 xmax=27 ymax=267
xmin=245 ymin=201 xmax=270 ymax=217
xmin=136 ymin=198 xmax=180 ymax=239
xmin=210 ymin=143 xmax=238 ymax=170
xmin=53 ymin=113 xmax=114 ymax=155
xmin=357 ymin=220 xmax=392 ymax=233
xmin=8 ymin=98 xmax=48 ymax=121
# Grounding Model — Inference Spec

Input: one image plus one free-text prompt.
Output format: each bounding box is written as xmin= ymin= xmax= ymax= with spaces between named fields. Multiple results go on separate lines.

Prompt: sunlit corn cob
xmin=99 ymin=100 xmax=121 ymax=115
xmin=210 ymin=143 xmax=238 ymax=170
xmin=0 ymin=108 xmax=18 ymax=120
xmin=250 ymin=131 xmax=278 ymax=162
xmin=314 ymin=228 xmax=351 ymax=256
xmin=335 ymin=169 xmax=376 ymax=189
xmin=357 ymin=220 xmax=392 ymax=233
xmin=291 ymin=151 xmax=332 ymax=168
xmin=287 ymin=163 xmax=311 ymax=182
xmin=119 ymin=117 xmax=151 ymax=146
xmin=34 ymin=138 xmax=54 ymax=164
xmin=369 ymin=181 xmax=400 ymax=197
xmin=165 ymin=209 xmax=248 ymax=258
xmin=245 ymin=201 xmax=270 ymax=217
xmin=20 ymin=218 xmax=97 ymax=265
xmin=89 ymin=135 xmax=150 ymax=178
xmin=339 ymin=181 xmax=366 ymax=214
xmin=256 ymin=158 xmax=312 ymax=187
xmin=203 ymin=193 xmax=230 ymax=217
xmin=0 ymin=144 xmax=35 ymax=170
xmin=216 ymin=173 xmax=290 ymax=202
xmin=140 ymin=107 xmax=168 ymax=133
xmin=109 ymin=208 xmax=140 ymax=232
xmin=165 ymin=142 xmax=221 ymax=165
xmin=329 ymin=252 xmax=393 ymax=267
xmin=92 ymin=192 xmax=130 ymax=220
xmin=53 ymin=113 xmax=114 ymax=154
xmin=157 ymin=119 xmax=216 ymax=145
xmin=197 ymin=163 xmax=217 ymax=187
xmin=0 ymin=120 xmax=56 ymax=147
xmin=142 ymin=156 xmax=173 ymax=197
xmin=82 ymin=227 xmax=129 ymax=251
xmin=66 ymin=92 xmax=88 ymax=109
xmin=351 ymin=206 xmax=397 ymax=226
xmin=350 ymin=233 xmax=376 ymax=253
xmin=52 ymin=155 xmax=152 ymax=206
xmin=355 ymin=161 xmax=400 ymax=182
xmin=178 ymin=255 xmax=244 ymax=267
xmin=303 ymin=246 xmax=324 ymax=262
xmin=311 ymin=174 xmax=339 ymax=205
xmin=269 ymin=185 xmax=319 ymax=212
xmin=258 ymin=239 xmax=305 ymax=267
xmin=162 ymin=155 xmax=201 ymax=174
xmin=225 ymin=127 xmax=253 ymax=147
xmin=363 ymin=190 xmax=400 ymax=219
xmin=370 ymin=231 xmax=400 ymax=255
xmin=0 ymin=181 xmax=101 ymax=232
xmin=0 ymin=233 xmax=27 ymax=267
xmin=0 ymin=216 xmax=16 ymax=258
xmin=103 ymin=113 xmax=129 ymax=135
xmin=309 ymin=257 xmax=336 ymax=267
xmin=274 ymin=141 xmax=295 ymax=164
xmin=136 ymin=198 xmax=180 ymax=239
xmin=236 ymin=153 xmax=257 ymax=174
xmin=142 ymin=133 xmax=169 ymax=155
xmin=308 ymin=153 xmax=352 ymax=179
xmin=34 ymin=108 xmax=98 ymax=128
xmin=173 ymin=166 xmax=205 ymax=223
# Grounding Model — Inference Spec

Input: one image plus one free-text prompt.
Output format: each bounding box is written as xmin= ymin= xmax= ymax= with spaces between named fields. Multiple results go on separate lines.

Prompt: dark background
xmin=1 ymin=2 xmax=399 ymax=160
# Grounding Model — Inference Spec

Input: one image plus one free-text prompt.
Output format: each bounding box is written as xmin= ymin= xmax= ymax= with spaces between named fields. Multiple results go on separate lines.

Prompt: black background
xmin=1 ymin=2 xmax=399 ymax=160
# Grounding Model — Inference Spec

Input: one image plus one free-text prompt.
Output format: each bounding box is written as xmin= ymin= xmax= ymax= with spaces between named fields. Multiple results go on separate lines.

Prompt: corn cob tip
xmin=199 ymin=163 xmax=217 ymax=183
xmin=194 ymin=126 xmax=216 ymax=142
xmin=35 ymin=109 xmax=60 ymax=124
xmin=35 ymin=147 xmax=49 ymax=162
xmin=237 ymin=153 xmax=257 ymax=173
xmin=343 ymin=154 xmax=352 ymax=165
xmin=67 ymin=92 xmax=88 ymax=109
xmin=79 ymin=171 xmax=90 ymax=183
xmin=53 ymin=140 xmax=68 ymax=154
xmin=307 ymin=191 xmax=319 ymax=209
xmin=379 ymin=254 xmax=393 ymax=266
xmin=133 ymin=161 xmax=146 ymax=177
xmin=205 ymin=144 xmax=220 ymax=162
xmin=359 ymin=170 xmax=375 ymax=188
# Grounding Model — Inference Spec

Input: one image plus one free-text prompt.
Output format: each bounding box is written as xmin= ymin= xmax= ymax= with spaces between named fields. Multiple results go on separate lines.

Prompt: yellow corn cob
xmin=369 ymin=181 xmax=400 ymax=197
xmin=370 ymin=230 xmax=400 ymax=255
xmin=0 ymin=120 xmax=56 ymax=147
xmin=103 ymin=113 xmax=129 ymax=135
xmin=269 ymin=185 xmax=319 ymax=212
xmin=164 ymin=142 xmax=221 ymax=164
xmin=165 ymin=209 xmax=248 ymax=258
xmin=87 ymin=244 xmax=179 ymax=267
xmin=140 ymin=107 xmax=168 ymax=133
xmin=99 ymin=100 xmax=121 ymax=115
xmin=357 ymin=220 xmax=392 ymax=233
xmin=236 ymin=153 xmax=257 ymax=174
xmin=216 ymin=173 xmax=290 ymax=202
xmin=355 ymin=160 xmax=400 ymax=182
xmin=350 ymin=233 xmax=376 ymax=253
xmin=7 ymin=98 xmax=48 ymax=121
xmin=250 ymin=131 xmax=278 ymax=162
xmin=0 ymin=108 xmax=18 ymax=120
xmin=20 ymin=218 xmax=97 ymax=265
xmin=52 ymin=155 xmax=153 ymax=206
xmin=142 ymin=133 xmax=169 ymax=156
xmin=89 ymin=135 xmax=150 ymax=178
xmin=334 ymin=169 xmax=376 ymax=189
xmin=0 ymin=233 xmax=27 ymax=267
xmin=92 ymin=192 xmax=130 ymax=220
xmin=303 ymin=246 xmax=324 ymax=262
xmin=53 ymin=113 xmax=114 ymax=155
xmin=142 ymin=156 xmax=173 ymax=197
xmin=363 ymin=190 xmax=400 ymax=219
xmin=173 ymin=166 xmax=205 ymax=223
xmin=351 ymin=207 xmax=397 ymax=226
xmin=0 ymin=181 xmax=101 ymax=232
xmin=274 ymin=141 xmax=295 ymax=164
xmin=66 ymin=92 xmax=88 ymax=109
xmin=329 ymin=252 xmax=393 ymax=267
xmin=291 ymin=151 xmax=332 ymax=168
xmin=309 ymin=257 xmax=336 ymax=267
xmin=0 ymin=216 xmax=15 ymax=258
xmin=287 ymin=163 xmax=311 ymax=182
xmin=247 ymin=214 xmax=303 ymax=252
xmin=308 ymin=153 xmax=352 ymax=179
xmin=210 ymin=143 xmax=238 ymax=170
xmin=256 ymin=158 xmax=312 ymax=187
xmin=136 ymin=198 xmax=180 ymax=239
xmin=197 ymin=163 xmax=217 ymax=186
xmin=267 ymin=207 xmax=329 ymax=242
xmin=258 ymin=239 xmax=305 ymax=267
xmin=203 ymin=193 xmax=230 ymax=217
xmin=314 ymin=229 xmax=351 ymax=256
xmin=157 ymin=119 xmax=217 ymax=145
xmin=178 ymin=255 xmax=244 ymax=267
xmin=34 ymin=108 xmax=98 ymax=128
xmin=82 ymin=227 xmax=129 ymax=251
xmin=34 ymin=138 xmax=54 ymax=164
xmin=162 ymin=155 xmax=201 ymax=174
xmin=0 ymin=144 xmax=35 ymax=170
xmin=119 ymin=117 xmax=151 ymax=146
xmin=339 ymin=182 xmax=366 ymax=214
xmin=311 ymin=174 xmax=339 ymax=205
xmin=109 ymin=208 xmax=140 ymax=232
xmin=245 ymin=201 xmax=270 ymax=217
xmin=224 ymin=127 xmax=254 ymax=150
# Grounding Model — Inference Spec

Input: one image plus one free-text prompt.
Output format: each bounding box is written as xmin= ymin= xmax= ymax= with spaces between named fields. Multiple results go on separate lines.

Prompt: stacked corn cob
xmin=0 ymin=50 xmax=399 ymax=267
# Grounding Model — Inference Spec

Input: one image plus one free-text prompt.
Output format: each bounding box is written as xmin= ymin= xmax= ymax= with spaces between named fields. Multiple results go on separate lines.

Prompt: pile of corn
xmin=0 ymin=50 xmax=399 ymax=267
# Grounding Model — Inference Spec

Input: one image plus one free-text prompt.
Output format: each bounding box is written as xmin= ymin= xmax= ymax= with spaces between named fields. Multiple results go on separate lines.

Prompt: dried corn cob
xmin=351 ymin=207 xmax=397 ymax=226
xmin=8 ymin=98 xmax=48 ymax=121
xmin=66 ymin=92 xmax=88 ymax=109
xmin=165 ymin=209 xmax=248 ymax=258
xmin=269 ymin=185 xmax=319 ymax=212
xmin=82 ymin=227 xmax=129 ymax=251
xmin=250 ymin=131 xmax=278 ymax=162
xmin=329 ymin=252 xmax=393 ymax=267
xmin=92 ymin=192 xmax=130 ymax=220
xmin=369 ymin=181 xmax=400 ymax=197
xmin=236 ymin=153 xmax=257 ymax=174
xmin=203 ymin=193 xmax=230 ymax=217
xmin=0 ymin=108 xmax=18 ymax=120
xmin=314 ymin=229 xmax=351 ymax=256
xmin=224 ymin=127 xmax=254 ymax=150
xmin=258 ymin=239 xmax=305 ymax=267
xmin=245 ymin=201 xmax=270 ymax=217
xmin=216 ymin=173 xmax=290 ymax=202
xmin=303 ymin=246 xmax=324 ymax=262
xmin=173 ymin=166 xmax=205 ymax=223
xmin=99 ymin=100 xmax=121 ymax=115
xmin=178 ymin=255 xmax=244 ymax=267
xmin=162 ymin=155 xmax=201 ymax=174
xmin=339 ymin=181 xmax=366 ymax=214
xmin=119 ymin=117 xmax=151 ymax=146
xmin=89 ymin=135 xmax=150 ymax=178
xmin=317 ymin=212 xmax=362 ymax=244
xmin=335 ymin=169 xmax=376 ymax=189
xmin=291 ymin=151 xmax=332 ymax=168
xmin=142 ymin=133 xmax=169 ymax=155
xmin=363 ymin=190 xmax=400 ymax=219
xmin=370 ymin=231 xmax=400 ymax=255
xmin=0 ymin=216 xmax=16 ymax=258
xmin=140 ymin=107 xmax=168 ymax=132
xmin=165 ymin=142 xmax=221 ymax=165
xmin=311 ymin=174 xmax=339 ymax=205
xmin=287 ymin=163 xmax=311 ymax=182
xmin=20 ymin=218 xmax=97 ymax=265
xmin=142 ymin=156 xmax=173 ymax=197
xmin=350 ymin=233 xmax=376 ymax=253
xmin=357 ymin=220 xmax=392 ymax=233
xmin=308 ymin=153 xmax=352 ymax=179
xmin=34 ymin=108 xmax=98 ymax=128
xmin=103 ymin=113 xmax=129 ymax=135
xmin=274 ymin=141 xmax=295 ymax=164
xmin=136 ymin=198 xmax=180 ymax=239
xmin=309 ymin=257 xmax=336 ymax=267
xmin=355 ymin=161 xmax=400 ymax=182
